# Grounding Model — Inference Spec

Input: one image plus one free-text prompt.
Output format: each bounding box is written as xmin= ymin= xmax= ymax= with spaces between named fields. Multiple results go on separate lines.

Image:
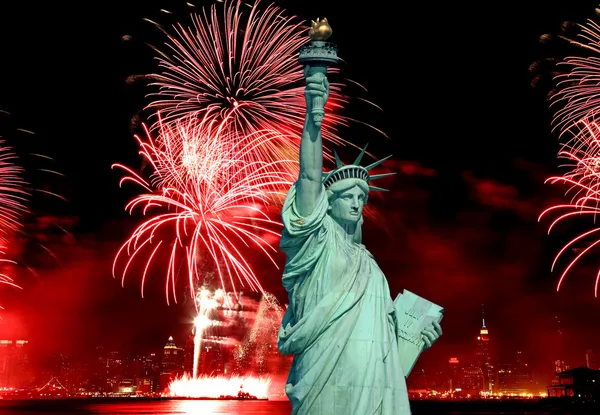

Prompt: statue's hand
xmin=421 ymin=321 xmax=442 ymax=351
xmin=304 ymin=65 xmax=329 ymax=115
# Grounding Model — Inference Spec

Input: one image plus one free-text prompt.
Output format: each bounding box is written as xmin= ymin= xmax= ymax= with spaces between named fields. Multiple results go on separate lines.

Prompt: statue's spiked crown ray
xmin=322 ymin=144 xmax=396 ymax=192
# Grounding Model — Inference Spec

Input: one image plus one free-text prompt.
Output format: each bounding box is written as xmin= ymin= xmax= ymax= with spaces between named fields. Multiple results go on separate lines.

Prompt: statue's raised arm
xmin=296 ymin=67 xmax=328 ymax=217
xmin=295 ymin=18 xmax=337 ymax=217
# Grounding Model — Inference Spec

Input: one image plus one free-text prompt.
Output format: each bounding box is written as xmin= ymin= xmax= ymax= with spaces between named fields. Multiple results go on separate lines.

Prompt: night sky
xmin=1 ymin=0 xmax=600 ymax=381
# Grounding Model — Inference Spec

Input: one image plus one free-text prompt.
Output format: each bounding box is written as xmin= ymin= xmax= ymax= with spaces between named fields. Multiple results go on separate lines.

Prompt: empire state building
xmin=475 ymin=307 xmax=494 ymax=393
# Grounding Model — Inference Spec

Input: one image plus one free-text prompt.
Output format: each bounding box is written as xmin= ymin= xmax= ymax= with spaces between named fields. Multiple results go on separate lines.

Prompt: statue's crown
xmin=322 ymin=144 xmax=395 ymax=192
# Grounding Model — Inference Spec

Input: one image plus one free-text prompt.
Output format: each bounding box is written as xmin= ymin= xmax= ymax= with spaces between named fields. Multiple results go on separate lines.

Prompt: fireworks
xmin=115 ymin=0 xmax=391 ymax=305
xmin=0 ymin=243 xmax=21 ymax=301
xmin=537 ymin=7 xmax=600 ymax=296
xmin=112 ymin=115 xmax=294 ymax=304
xmin=116 ymin=0 xmax=310 ymax=305
xmin=234 ymin=292 xmax=283 ymax=371
xmin=192 ymin=286 xmax=228 ymax=379
xmin=0 ymin=141 xmax=29 ymax=308
xmin=550 ymin=119 xmax=600 ymax=198
xmin=145 ymin=0 xmax=356 ymax=150
xmin=0 ymin=142 xmax=29 ymax=241
xmin=550 ymin=15 xmax=600 ymax=136
xmin=170 ymin=289 xmax=285 ymax=398
xmin=539 ymin=6 xmax=600 ymax=296
xmin=540 ymin=118 xmax=600 ymax=296
xmin=169 ymin=373 xmax=271 ymax=399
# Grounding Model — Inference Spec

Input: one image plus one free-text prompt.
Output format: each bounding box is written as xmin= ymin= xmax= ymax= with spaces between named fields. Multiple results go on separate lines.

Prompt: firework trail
xmin=0 ymin=141 xmax=29 ymax=307
xmin=539 ymin=118 xmax=600 ymax=296
xmin=191 ymin=286 xmax=224 ymax=379
xmin=0 ymin=243 xmax=22 ymax=308
xmin=143 ymin=0 xmax=381 ymax=156
xmin=549 ymin=11 xmax=600 ymax=137
xmin=0 ymin=142 xmax=29 ymax=241
xmin=0 ymin=113 xmax=70 ymax=273
xmin=234 ymin=292 xmax=283 ymax=373
xmin=112 ymin=115 xmax=294 ymax=304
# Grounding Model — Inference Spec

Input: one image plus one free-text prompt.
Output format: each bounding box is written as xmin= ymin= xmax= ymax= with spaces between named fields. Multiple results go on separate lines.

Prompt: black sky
xmin=1 ymin=0 xmax=600 ymax=380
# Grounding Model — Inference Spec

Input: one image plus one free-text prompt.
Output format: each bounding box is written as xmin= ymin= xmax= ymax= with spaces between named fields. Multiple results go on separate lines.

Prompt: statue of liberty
xmin=277 ymin=19 xmax=443 ymax=415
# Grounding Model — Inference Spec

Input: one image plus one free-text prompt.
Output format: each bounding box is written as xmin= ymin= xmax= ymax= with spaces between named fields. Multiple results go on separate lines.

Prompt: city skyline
xmin=0 ymin=299 xmax=592 ymax=395
xmin=0 ymin=305 xmax=591 ymax=397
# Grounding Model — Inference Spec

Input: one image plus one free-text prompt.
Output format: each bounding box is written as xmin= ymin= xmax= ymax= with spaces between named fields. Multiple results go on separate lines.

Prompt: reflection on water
xmin=0 ymin=399 xmax=594 ymax=415
xmin=87 ymin=400 xmax=291 ymax=414
xmin=0 ymin=399 xmax=292 ymax=415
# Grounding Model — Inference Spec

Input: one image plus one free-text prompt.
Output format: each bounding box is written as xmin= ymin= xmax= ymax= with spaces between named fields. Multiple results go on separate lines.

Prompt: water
xmin=0 ymin=399 xmax=596 ymax=414
xmin=0 ymin=399 xmax=289 ymax=414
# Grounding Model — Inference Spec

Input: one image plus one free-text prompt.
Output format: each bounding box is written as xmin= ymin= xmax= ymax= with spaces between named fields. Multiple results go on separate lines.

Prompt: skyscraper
xmin=160 ymin=336 xmax=184 ymax=392
xmin=553 ymin=315 xmax=569 ymax=374
xmin=0 ymin=339 xmax=30 ymax=388
xmin=497 ymin=350 xmax=533 ymax=394
xmin=448 ymin=357 xmax=460 ymax=394
xmin=162 ymin=336 xmax=184 ymax=372
xmin=183 ymin=332 xmax=195 ymax=375
xmin=475 ymin=305 xmax=494 ymax=393
xmin=143 ymin=352 xmax=161 ymax=393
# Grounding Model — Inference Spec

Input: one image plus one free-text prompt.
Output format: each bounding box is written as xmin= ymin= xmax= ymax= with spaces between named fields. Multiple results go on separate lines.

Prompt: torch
xmin=298 ymin=18 xmax=338 ymax=127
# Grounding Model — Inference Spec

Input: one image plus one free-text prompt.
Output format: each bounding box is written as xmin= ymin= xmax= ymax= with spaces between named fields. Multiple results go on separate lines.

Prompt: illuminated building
xmin=160 ymin=336 xmax=184 ymax=392
xmin=47 ymin=353 xmax=80 ymax=393
xmin=553 ymin=316 xmax=569 ymax=374
xmin=105 ymin=350 xmax=123 ymax=392
xmin=159 ymin=371 xmax=174 ymax=393
xmin=131 ymin=353 xmax=160 ymax=394
xmin=461 ymin=363 xmax=485 ymax=392
xmin=448 ymin=357 xmax=460 ymax=394
xmin=496 ymin=350 xmax=533 ymax=394
xmin=554 ymin=359 xmax=568 ymax=375
xmin=136 ymin=377 xmax=152 ymax=394
xmin=143 ymin=352 xmax=160 ymax=393
xmin=117 ymin=378 xmax=135 ymax=394
xmin=162 ymin=336 xmax=183 ymax=372
xmin=475 ymin=306 xmax=494 ymax=392
xmin=0 ymin=339 xmax=30 ymax=388
xmin=406 ymin=368 xmax=446 ymax=392
xmin=547 ymin=366 xmax=600 ymax=399
xmin=86 ymin=345 xmax=108 ymax=392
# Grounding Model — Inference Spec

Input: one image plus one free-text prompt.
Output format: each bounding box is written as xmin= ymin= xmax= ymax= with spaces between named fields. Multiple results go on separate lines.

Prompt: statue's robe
xmin=278 ymin=184 xmax=410 ymax=415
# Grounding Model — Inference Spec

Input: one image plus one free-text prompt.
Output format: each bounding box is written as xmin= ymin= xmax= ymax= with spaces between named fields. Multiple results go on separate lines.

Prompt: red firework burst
xmin=540 ymin=118 xmax=600 ymax=296
xmin=113 ymin=115 xmax=294 ymax=304
xmin=550 ymin=12 xmax=600 ymax=136
xmin=0 ymin=141 xmax=29 ymax=306
xmin=144 ymin=0 xmax=379 ymax=151
xmin=0 ymin=142 xmax=28 ymax=239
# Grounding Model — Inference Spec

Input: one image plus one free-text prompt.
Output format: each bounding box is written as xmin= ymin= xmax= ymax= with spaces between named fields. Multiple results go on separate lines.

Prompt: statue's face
xmin=329 ymin=185 xmax=366 ymax=225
